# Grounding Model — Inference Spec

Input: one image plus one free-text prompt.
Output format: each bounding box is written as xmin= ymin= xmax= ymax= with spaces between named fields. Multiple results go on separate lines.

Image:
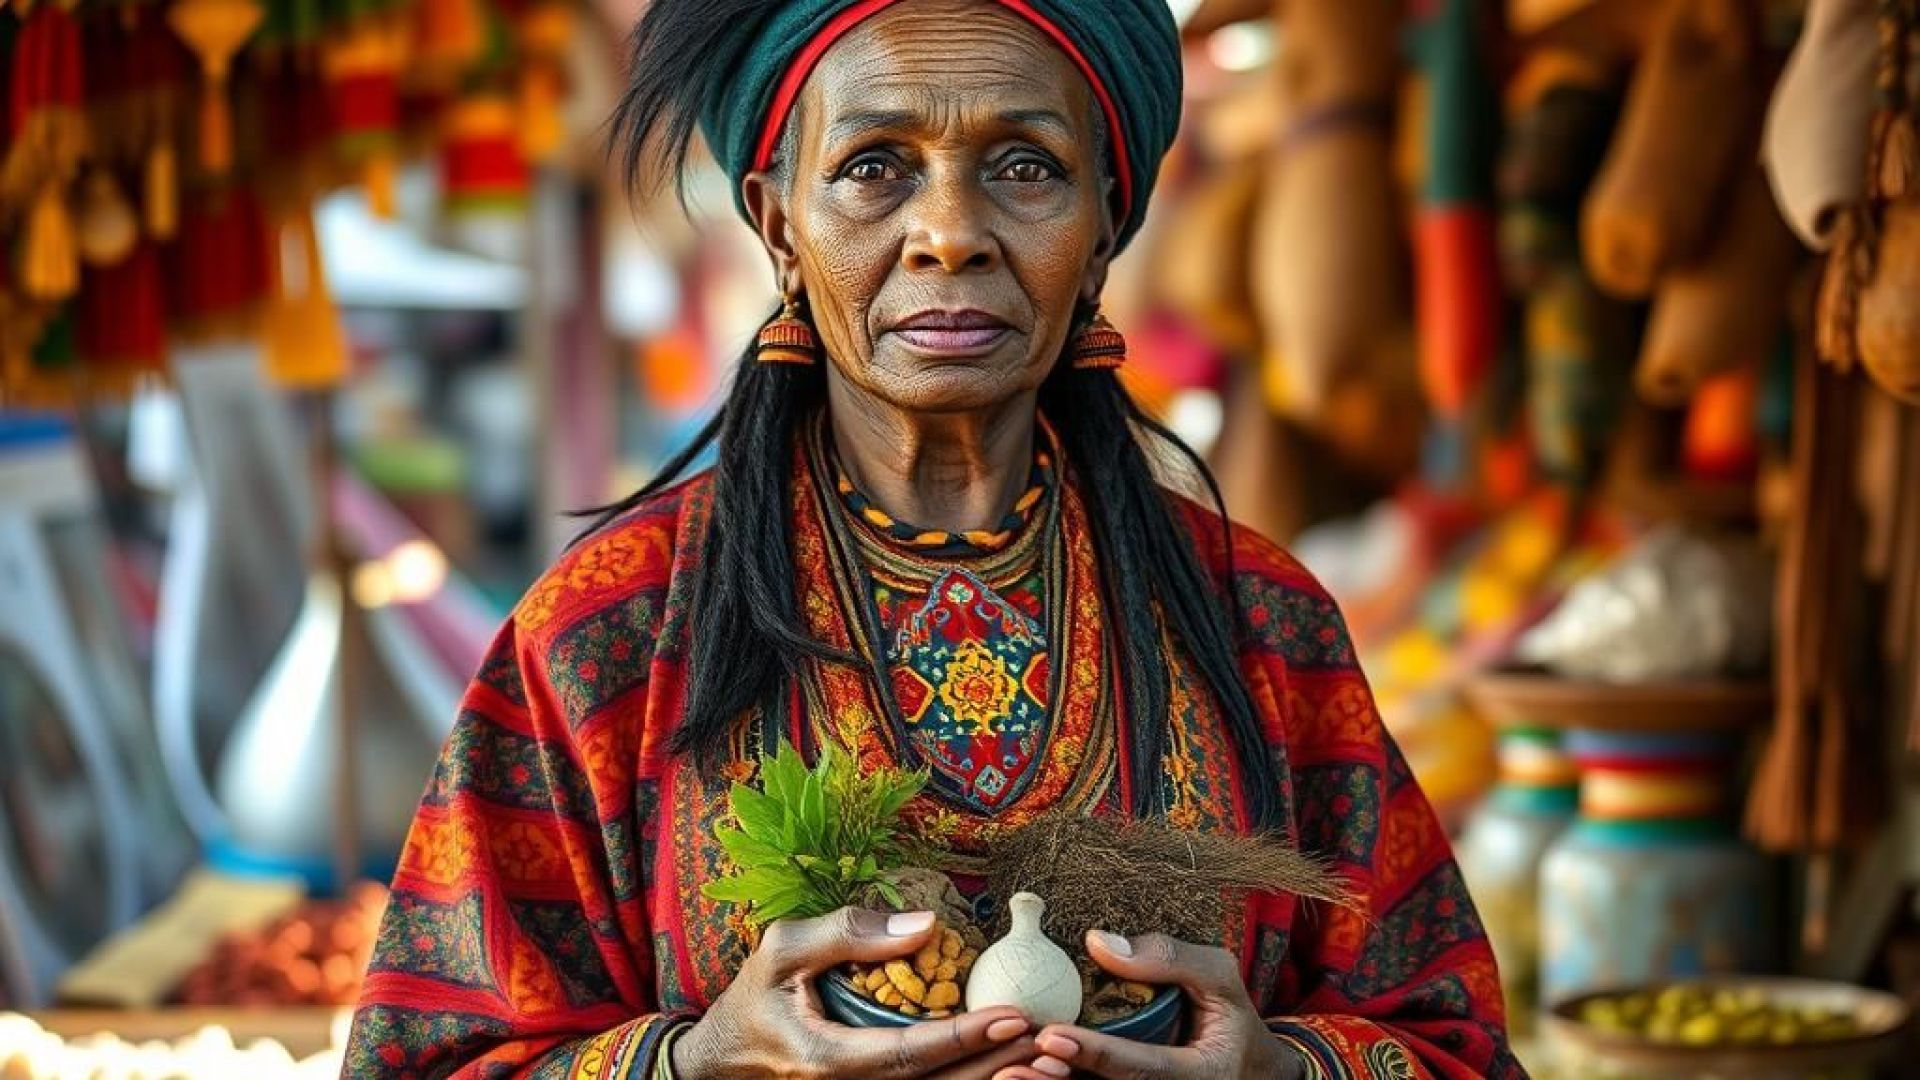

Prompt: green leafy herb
xmin=702 ymin=744 xmax=928 ymax=926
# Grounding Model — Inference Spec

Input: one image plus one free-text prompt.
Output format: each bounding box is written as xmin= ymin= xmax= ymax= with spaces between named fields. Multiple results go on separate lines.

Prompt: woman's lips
xmin=893 ymin=326 xmax=1010 ymax=352
xmin=889 ymin=310 xmax=1012 ymax=356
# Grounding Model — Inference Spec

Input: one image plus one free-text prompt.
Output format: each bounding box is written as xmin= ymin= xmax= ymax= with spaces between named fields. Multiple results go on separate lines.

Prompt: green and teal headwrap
xmin=697 ymin=0 xmax=1182 ymax=251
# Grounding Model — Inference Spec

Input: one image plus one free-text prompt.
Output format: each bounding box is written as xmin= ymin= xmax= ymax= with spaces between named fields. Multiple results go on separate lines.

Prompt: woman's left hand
xmin=992 ymin=930 xmax=1304 ymax=1080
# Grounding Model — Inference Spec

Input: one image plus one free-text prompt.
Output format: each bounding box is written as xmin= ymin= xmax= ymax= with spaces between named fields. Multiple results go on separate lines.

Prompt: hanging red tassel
xmin=129 ymin=4 xmax=190 ymax=238
xmin=165 ymin=182 xmax=270 ymax=339
xmin=76 ymin=239 xmax=168 ymax=393
xmin=442 ymin=91 xmax=529 ymax=217
xmin=323 ymin=19 xmax=407 ymax=216
xmin=3 ymin=2 xmax=88 ymax=207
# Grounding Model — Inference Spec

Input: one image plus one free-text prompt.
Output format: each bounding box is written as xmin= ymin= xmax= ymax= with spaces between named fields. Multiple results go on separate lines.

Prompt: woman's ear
xmin=743 ymin=171 xmax=800 ymax=293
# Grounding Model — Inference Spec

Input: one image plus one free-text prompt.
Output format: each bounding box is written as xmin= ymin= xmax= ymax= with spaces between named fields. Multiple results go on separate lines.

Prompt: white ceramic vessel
xmin=964 ymin=892 xmax=1082 ymax=1027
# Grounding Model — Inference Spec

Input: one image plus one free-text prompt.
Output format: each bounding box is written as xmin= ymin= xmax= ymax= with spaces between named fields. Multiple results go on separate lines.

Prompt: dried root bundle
xmin=984 ymin=813 xmax=1357 ymax=947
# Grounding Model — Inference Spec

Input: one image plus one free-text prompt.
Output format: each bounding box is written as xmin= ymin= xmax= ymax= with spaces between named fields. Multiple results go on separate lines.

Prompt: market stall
xmin=3 ymin=0 xmax=1919 ymax=1075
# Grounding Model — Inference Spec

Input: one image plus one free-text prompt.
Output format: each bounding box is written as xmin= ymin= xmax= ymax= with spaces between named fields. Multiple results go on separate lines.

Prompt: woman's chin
xmin=859 ymin=351 xmax=1046 ymax=414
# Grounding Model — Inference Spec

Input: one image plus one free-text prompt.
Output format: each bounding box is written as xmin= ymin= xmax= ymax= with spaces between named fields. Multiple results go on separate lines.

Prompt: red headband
xmin=749 ymin=0 xmax=1136 ymax=218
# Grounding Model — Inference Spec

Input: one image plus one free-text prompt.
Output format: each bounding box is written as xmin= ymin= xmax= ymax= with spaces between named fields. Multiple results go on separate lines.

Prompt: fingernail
xmin=1033 ymin=1056 xmax=1071 ymax=1077
xmin=987 ymin=1017 xmax=1030 ymax=1042
xmin=1037 ymin=1032 xmax=1080 ymax=1058
xmin=1091 ymin=929 xmax=1133 ymax=957
xmin=887 ymin=911 xmax=935 ymax=936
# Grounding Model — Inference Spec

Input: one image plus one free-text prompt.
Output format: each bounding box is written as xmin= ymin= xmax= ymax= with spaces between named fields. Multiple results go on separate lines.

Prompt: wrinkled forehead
xmin=797 ymin=0 xmax=1099 ymax=145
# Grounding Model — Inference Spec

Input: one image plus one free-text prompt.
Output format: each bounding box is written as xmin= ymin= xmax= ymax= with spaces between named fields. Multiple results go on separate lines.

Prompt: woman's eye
xmin=999 ymin=158 xmax=1059 ymax=183
xmin=843 ymin=157 xmax=901 ymax=183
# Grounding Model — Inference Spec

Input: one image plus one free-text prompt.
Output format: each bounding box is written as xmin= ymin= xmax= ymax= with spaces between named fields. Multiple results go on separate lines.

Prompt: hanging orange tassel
xmin=146 ymin=140 xmax=179 ymax=238
xmin=514 ymin=0 xmax=574 ymax=163
xmin=167 ymin=0 xmax=264 ymax=174
xmin=412 ymin=0 xmax=486 ymax=89
xmin=262 ymin=202 xmax=348 ymax=389
xmin=1880 ymin=112 xmax=1919 ymax=200
xmin=22 ymin=182 xmax=80 ymax=301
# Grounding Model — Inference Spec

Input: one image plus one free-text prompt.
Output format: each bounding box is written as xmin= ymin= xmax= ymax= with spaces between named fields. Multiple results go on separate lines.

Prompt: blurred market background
xmin=4 ymin=0 xmax=1920 ymax=1074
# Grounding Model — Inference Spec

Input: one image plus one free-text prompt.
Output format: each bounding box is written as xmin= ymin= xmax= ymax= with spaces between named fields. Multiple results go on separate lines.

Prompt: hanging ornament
xmin=1524 ymin=266 xmax=1634 ymax=487
xmin=261 ymin=201 xmax=347 ymax=389
xmin=258 ymin=51 xmax=334 ymax=203
xmin=0 ymin=255 xmax=58 ymax=403
xmin=76 ymin=168 xmax=140 ymax=265
xmin=1852 ymin=0 xmax=1920 ymax=403
xmin=322 ymin=17 xmax=406 ymax=216
xmin=164 ymin=182 xmax=270 ymax=338
xmin=441 ymin=90 xmax=528 ymax=217
xmin=22 ymin=180 xmax=80 ymax=300
xmin=1580 ymin=0 xmax=1763 ymax=299
xmin=5 ymin=1 xmax=87 ymax=307
xmin=167 ymin=0 xmax=264 ymax=175
xmin=411 ymin=0 xmax=486 ymax=89
xmin=1411 ymin=0 xmax=1502 ymax=420
xmin=3 ymin=1 xmax=87 ymax=207
xmin=129 ymin=3 xmax=189 ymax=238
xmin=1681 ymin=365 xmax=1761 ymax=483
xmin=1636 ymin=162 xmax=1804 ymax=406
xmin=76 ymin=239 xmax=167 ymax=393
xmin=514 ymin=0 xmax=572 ymax=163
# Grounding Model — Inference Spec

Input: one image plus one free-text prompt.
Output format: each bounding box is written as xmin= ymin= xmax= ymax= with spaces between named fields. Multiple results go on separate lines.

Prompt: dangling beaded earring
xmin=755 ymin=292 xmax=819 ymax=365
xmin=1069 ymin=306 xmax=1127 ymax=370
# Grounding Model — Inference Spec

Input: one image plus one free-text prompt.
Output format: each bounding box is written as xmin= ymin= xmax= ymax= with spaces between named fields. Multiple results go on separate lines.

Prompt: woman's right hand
xmin=670 ymin=908 xmax=1037 ymax=1079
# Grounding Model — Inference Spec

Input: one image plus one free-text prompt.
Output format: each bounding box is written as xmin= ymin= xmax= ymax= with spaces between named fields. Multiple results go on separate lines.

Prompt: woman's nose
xmin=901 ymin=176 xmax=1000 ymax=274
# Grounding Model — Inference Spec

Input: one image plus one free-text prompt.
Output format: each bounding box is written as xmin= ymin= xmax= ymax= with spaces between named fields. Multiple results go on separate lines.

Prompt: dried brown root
xmin=984 ymin=813 xmax=1358 ymax=947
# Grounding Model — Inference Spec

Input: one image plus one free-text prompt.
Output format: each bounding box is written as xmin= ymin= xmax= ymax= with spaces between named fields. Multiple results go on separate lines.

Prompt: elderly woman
xmin=346 ymin=1 xmax=1518 ymax=1077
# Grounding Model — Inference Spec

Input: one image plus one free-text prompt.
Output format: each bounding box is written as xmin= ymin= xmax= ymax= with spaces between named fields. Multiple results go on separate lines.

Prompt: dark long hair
xmin=599 ymin=0 xmax=1278 ymax=828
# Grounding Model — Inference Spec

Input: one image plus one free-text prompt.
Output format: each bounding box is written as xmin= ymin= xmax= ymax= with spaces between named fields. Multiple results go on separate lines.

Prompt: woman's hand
xmin=671 ymin=907 xmax=1038 ymax=1080
xmin=992 ymin=931 xmax=1304 ymax=1080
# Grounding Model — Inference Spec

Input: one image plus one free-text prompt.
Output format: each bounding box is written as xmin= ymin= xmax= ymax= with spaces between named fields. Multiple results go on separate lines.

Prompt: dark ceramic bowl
xmin=819 ymin=970 xmax=1185 ymax=1045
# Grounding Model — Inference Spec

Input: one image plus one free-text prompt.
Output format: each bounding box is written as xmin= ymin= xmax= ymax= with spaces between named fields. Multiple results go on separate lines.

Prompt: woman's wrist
xmin=1257 ymin=1031 xmax=1310 ymax=1080
xmin=657 ymin=1017 xmax=700 ymax=1080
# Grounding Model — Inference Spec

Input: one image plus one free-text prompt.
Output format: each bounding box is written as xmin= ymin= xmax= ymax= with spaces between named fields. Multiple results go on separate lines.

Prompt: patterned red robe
xmin=345 ymin=450 xmax=1521 ymax=1079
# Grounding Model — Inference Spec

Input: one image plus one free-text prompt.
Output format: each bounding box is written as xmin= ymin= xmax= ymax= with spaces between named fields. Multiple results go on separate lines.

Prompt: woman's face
xmin=744 ymin=0 xmax=1116 ymax=416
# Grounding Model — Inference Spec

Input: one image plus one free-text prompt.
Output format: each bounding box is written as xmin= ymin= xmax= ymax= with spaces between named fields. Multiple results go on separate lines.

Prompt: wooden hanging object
xmin=1581 ymin=0 xmax=1762 ymax=298
xmin=1858 ymin=198 xmax=1920 ymax=402
xmin=1763 ymin=0 xmax=1877 ymax=250
xmin=1636 ymin=160 xmax=1805 ymax=405
xmin=1156 ymin=159 xmax=1263 ymax=357
xmin=1746 ymin=323 xmax=1879 ymax=853
xmin=1253 ymin=0 xmax=1405 ymax=418
xmin=168 ymin=0 xmax=264 ymax=174
xmin=1814 ymin=0 xmax=1920 ymax=374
